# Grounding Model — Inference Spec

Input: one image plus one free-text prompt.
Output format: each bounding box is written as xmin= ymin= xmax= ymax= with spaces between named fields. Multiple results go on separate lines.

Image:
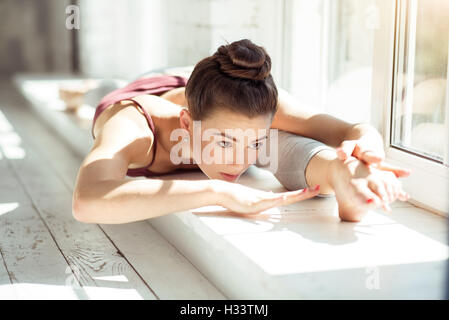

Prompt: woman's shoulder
xmin=93 ymin=100 xmax=150 ymax=138
xmin=92 ymin=100 xmax=156 ymax=167
xmin=133 ymin=87 xmax=186 ymax=108
xmin=131 ymin=90 xmax=186 ymax=119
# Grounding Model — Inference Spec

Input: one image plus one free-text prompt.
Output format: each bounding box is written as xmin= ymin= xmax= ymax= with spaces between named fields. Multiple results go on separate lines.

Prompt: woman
xmin=72 ymin=39 xmax=411 ymax=224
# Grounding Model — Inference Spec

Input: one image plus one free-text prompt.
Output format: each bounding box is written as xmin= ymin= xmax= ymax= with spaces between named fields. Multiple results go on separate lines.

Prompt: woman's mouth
xmin=219 ymin=172 xmax=239 ymax=182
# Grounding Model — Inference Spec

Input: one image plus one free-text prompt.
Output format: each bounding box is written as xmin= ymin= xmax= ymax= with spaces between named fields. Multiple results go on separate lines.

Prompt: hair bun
xmin=214 ymin=39 xmax=271 ymax=81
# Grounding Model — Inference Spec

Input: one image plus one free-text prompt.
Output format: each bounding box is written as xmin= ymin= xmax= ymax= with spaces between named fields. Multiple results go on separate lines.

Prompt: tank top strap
xmin=128 ymin=98 xmax=158 ymax=169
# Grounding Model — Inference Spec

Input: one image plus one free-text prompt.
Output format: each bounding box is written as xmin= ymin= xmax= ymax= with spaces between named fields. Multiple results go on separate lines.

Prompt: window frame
xmin=371 ymin=0 xmax=449 ymax=216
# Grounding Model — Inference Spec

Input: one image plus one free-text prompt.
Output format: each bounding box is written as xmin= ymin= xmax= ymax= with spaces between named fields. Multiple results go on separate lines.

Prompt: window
xmin=283 ymin=0 xmax=449 ymax=215
xmin=282 ymin=0 xmax=378 ymax=124
xmin=391 ymin=0 xmax=448 ymax=163
xmin=373 ymin=0 xmax=449 ymax=215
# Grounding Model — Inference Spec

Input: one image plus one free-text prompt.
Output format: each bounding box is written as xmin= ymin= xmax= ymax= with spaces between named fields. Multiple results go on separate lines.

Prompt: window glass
xmin=392 ymin=0 xmax=449 ymax=163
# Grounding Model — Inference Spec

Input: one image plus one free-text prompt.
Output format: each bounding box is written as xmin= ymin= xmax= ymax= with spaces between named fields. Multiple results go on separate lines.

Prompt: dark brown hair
xmin=185 ymin=39 xmax=278 ymax=120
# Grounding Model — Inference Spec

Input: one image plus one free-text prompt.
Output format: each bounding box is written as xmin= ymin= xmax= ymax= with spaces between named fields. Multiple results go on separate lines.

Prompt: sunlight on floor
xmin=0 ymin=202 xmax=19 ymax=217
xmin=93 ymin=275 xmax=129 ymax=282
xmin=0 ymin=283 xmax=144 ymax=300
xmin=223 ymin=222 xmax=449 ymax=276
xmin=189 ymin=203 xmax=448 ymax=276
xmin=0 ymin=110 xmax=25 ymax=159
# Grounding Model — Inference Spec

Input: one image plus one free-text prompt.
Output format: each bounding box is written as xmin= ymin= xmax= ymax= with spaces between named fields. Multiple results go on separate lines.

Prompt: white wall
xmin=79 ymin=0 xmax=168 ymax=79
xmin=78 ymin=0 xmax=285 ymax=85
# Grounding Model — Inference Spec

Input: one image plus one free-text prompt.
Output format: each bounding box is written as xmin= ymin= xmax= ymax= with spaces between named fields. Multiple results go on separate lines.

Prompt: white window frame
xmin=371 ymin=0 xmax=449 ymax=216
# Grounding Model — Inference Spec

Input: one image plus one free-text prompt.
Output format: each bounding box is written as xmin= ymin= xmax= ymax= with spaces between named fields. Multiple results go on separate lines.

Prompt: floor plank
xmin=102 ymin=222 xmax=226 ymax=299
xmin=0 ymin=154 xmax=80 ymax=299
xmin=0 ymin=198 xmax=15 ymax=300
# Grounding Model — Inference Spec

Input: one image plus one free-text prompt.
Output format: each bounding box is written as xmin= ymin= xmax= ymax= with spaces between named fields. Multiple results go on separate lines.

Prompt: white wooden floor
xmin=0 ymin=78 xmax=226 ymax=300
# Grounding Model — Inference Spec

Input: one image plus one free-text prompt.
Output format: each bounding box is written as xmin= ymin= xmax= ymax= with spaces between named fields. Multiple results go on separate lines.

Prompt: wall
xmin=0 ymin=0 xmax=72 ymax=75
xmin=0 ymin=0 xmax=285 ymax=86
xmin=78 ymin=0 xmax=285 ymax=84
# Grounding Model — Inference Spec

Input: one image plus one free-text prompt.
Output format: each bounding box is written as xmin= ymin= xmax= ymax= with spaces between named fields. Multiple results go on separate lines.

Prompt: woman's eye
xmin=218 ymin=141 xmax=232 ymax=148
xmin=250 ymin=142 xmax=263 ymax=150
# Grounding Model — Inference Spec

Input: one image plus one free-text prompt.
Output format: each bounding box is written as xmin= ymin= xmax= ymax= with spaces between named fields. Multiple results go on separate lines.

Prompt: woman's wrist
xmin=344 ymin=123 xmax=379 ymax=140
xmin=207 ymin=179 xmax=230 ymax=206
xmin=344 ymin=123 xmax=385 ymax=154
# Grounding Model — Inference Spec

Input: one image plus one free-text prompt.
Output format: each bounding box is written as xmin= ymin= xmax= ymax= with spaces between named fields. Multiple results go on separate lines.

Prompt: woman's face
xmin=180 ymin=108 xmax=273 ymax=182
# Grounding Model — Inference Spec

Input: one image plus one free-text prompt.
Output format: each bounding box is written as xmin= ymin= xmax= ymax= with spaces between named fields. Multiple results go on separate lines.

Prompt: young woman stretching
xmin=72 ymin=39 xmax=411 ymax=224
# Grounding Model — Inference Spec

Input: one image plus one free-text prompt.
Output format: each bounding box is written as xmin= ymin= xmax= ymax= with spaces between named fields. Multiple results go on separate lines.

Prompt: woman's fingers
xmin=336 ymin=148 xmax=350 ymax=161
xmin=391 ymin=181 xmax=410 ymax=202
xmin=384 ymin=181 xmax=396 ymax=203
xmin=257 ymin=186 xmax=321 ymax=211
xmin=360 ymin=150 xmax=384 ymax=165
xmin=398 ymin=190 xmax=411 ymax=201
xmin=366 ymin=177 xmax=410 ymax=214
xmin=392 ymin=183 xmax=402 ymax=202
xmin=336 ymin=141 xmax=358 ymax=160
xmin=367 ymin=180 xmax=388 ymax=203
xmin=383 ymin=202 xmax=392 ymax=213
xmin=228 ymin=184 xmax=323 ymax=216
xmin=363 ymin=185 xmax=395 ymax=213
xmin=372 ymin=161 xmax=412 ymax=178
xmin=277 ymin=185 xmax=321 ymax=206
xmin=367 ymin=180 xmax=392 ymax=213
xmin=355 ymin=184 xmax=383 ymax=207
xmin=337 ymin=140 xmax=385 ymax=165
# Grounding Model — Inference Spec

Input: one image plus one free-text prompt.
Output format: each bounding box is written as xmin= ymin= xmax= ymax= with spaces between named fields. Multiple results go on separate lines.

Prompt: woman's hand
xmin=328 ymin=156 xmax=410 ymax=222
xmin=336 ymin=137 xmax=412 ymax=178
xmin=211 ymin=179 xmax=321 ymax=216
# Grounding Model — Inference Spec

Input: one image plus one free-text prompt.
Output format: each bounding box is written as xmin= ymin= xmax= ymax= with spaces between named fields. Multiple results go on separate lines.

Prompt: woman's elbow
xmin=72 ymin=192 xmax=96 ymax=223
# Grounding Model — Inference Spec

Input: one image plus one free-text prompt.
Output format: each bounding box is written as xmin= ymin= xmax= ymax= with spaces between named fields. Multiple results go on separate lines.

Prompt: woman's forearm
xmin=343 ymin=123 xmax=384 ymax=146
xmin=73 ymin=178 xmax=218 ymax=224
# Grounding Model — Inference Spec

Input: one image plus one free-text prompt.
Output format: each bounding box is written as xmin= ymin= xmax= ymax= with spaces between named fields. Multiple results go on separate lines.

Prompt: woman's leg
xmin=59 ymin=79 xmax=126 ymax=111
xmin=255 ymin=129 xmax=336 ymax=197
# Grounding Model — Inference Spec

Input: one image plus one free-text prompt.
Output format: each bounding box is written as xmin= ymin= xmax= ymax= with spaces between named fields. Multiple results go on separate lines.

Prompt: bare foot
xmin=59 ymin=79 xmax=99 ymax=112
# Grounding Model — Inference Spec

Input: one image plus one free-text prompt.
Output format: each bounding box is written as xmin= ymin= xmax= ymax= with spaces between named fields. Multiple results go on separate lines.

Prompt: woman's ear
xmin=179 ymin=108 xmax=192 ymax=131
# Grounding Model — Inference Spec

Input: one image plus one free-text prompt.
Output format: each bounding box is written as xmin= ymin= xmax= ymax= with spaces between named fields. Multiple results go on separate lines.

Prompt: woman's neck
xmin=155 ymin=111 xmax=196 ymax=167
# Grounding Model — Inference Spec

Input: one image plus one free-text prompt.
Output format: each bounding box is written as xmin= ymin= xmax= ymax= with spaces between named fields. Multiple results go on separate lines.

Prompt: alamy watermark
xmin=66 ymin=5 xmax=80 ymax=30
xmin=169 ymin=121 xmax=279 ymax=173
xmin=365 ymin=265 xmax=380 ymax=290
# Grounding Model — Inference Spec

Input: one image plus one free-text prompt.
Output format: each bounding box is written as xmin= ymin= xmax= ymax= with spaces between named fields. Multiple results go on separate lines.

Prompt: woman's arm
xmin=74 ymin=177 xmax=321 ymax=224
xmin=271 ymin=87 xmax=353 ymax=147
xmin=73 ymin=178 xmax=218 ymax=224
xmin=270 ymin=89 xmax=411 ymax=178
xmin=270 ymin=88 xmax=382 ymax=149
